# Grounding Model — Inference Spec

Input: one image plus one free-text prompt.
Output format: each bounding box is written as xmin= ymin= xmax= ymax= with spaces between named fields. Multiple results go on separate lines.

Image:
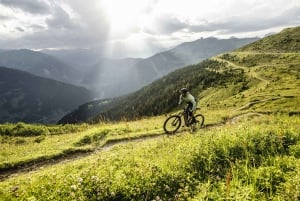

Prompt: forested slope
xmin=58 ymin=26 xmax=300 ymax=124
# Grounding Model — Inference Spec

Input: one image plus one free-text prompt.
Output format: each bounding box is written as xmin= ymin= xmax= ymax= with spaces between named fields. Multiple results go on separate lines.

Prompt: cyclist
xmin=178 ymin=88 xmax=197 ymax=125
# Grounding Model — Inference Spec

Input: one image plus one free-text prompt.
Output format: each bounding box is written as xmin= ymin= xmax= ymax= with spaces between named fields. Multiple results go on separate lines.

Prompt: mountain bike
xmin=163 ymin=108 xmax=204 ymax=134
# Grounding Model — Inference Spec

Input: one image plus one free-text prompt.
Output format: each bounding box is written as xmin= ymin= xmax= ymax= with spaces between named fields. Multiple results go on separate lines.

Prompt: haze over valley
xmin=0 ymin=0 xmax=299 ymax=123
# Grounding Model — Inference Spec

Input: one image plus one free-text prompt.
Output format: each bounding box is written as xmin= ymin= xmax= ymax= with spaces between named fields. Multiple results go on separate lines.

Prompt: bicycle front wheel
xmin=163 ymin=115 xmax=181 ymax=134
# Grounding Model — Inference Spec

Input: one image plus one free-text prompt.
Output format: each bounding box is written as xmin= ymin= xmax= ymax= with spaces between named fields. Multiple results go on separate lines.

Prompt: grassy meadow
xmin=0 ymin=117 xmax=164 ymax=171
xmin=0 ymin=113 xmax=299 ymax=200
xmin=1 ymin=39 xmax=300 ymax=200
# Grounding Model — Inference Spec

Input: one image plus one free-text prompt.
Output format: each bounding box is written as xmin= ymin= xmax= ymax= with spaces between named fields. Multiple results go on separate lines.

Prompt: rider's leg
xmin=186 ymin=103 xmax=194 ymax=125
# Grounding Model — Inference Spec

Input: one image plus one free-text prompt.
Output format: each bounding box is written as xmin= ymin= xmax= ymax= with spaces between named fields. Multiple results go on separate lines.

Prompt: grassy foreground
xmin=0 ymin=113 xmax=299 ymax=200
xmin=0 ymin=117 xmax=163 ymax=170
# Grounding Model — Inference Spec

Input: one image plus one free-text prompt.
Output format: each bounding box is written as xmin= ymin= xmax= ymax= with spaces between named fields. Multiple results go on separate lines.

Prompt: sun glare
xmin=102 ymin=0 xmax=150 ymax=38
xmin=101 ymin=0 xmax=156 ymax=57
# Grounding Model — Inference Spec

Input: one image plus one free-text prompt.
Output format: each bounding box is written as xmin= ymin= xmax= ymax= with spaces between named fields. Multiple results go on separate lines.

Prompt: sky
xmin=0 ymin=0 xmax=299 ymax=58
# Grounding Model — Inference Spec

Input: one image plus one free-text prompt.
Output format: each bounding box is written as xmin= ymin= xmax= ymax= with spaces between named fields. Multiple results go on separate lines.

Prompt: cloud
xmin=144 ymin=14 xmax=188 ymax=34
xmin=0 ymin=0 xmax=110 ymax=50
xmin=16 ymin=26 xmax=25 ymax=32
xmin=187 ymin=5 xmax=300 ymax=35
xmin=0 ymin=14 xmax=12 ymax=20
xmin=45 ymin=3 xmax=76 ymax=29
xmin=0 ymin=0 xmax=50 ymax=14
xmin=0 ymin=0 xmax=299 ymax=58
xmin=51 ymin=0 xmax=110 ymax=47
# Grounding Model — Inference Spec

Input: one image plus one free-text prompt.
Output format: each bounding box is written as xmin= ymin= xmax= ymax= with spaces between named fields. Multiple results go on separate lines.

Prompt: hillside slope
xmin=58 ymin=26 xmax=300 ymax=124
xmin=79 ymin=37 xmax=258 ymax=99
xmin=58 ymin=59 xmax=248 ymax=124
xmin=130 ymin=37 xmax=259 ymax=86
xmin=0 ymin=67 xmax=93 ymax=123
xmin=237 ymin=26 xmax=300 ymax=52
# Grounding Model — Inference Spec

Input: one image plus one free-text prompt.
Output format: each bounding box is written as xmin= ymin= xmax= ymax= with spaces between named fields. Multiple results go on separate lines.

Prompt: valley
xmin=0 ymin=26 xmax=299 ymax=200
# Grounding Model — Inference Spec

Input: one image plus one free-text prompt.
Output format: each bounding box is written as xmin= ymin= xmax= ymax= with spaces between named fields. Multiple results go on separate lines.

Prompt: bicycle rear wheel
xmin=163 ymin=115 xmax=181 ymax=134
xmin=190 ymin=114 xmax=205 ymax=132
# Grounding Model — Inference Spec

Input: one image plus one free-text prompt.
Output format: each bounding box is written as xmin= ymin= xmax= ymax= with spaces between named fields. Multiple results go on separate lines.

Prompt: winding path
xmin=212 ymin=55 xmax=270 ymax=85
xmin=0 ymin=112 xmax=263 ymax=181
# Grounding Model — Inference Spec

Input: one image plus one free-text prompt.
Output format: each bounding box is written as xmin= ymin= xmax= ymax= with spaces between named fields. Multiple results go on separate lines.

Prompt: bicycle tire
xmin=163 ymin=115 xmax=181 ymax=134
xmin=193 ymin=114 xmax=205 ymax=130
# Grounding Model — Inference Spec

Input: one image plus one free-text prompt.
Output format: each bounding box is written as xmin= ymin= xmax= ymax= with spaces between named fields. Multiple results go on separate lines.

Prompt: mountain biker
xmin=178 ymin=88 xmax=197 ymax=125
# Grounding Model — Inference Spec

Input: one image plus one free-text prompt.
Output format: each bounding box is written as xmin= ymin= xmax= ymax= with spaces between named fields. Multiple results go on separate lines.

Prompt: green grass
xmin=0 ymin=117 xmax=164 ymax=170
xmin=0 ymin=114 xmax=299 ymax=200
xmin=211 ymin=52 xmax=300 ymax=114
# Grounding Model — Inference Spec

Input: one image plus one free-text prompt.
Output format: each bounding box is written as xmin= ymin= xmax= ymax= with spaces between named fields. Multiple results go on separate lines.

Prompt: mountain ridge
xmin=82 ymin=37 xmax=259 ymax=98
xmin=0 ymin=49 xmax=82 ymax=86
xmin=58 ymin=26 xmax=300 ymax=124
xmin=0 ymin=66 xmax=93 ymax=123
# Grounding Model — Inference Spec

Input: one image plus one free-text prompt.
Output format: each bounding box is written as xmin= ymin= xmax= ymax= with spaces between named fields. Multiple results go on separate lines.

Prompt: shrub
xmin=253 ymin=166 xmax=285 ymax=194
xmin=0 ymin=123 xmax=90 ymax=137
xmin=74 ymin=135 xmax=92 ymax=146
xmin=34 ymin=135 xmax=46 ymax=143
xmin=11 ymin=123 xmax=48 ymax=136
xmin=92 ymin=129 xmax=110 ymax=141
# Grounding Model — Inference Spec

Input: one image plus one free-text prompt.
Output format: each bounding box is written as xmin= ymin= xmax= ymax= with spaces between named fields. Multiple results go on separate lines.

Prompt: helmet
xmin=180 ymin=88 xmax=188 ymax=94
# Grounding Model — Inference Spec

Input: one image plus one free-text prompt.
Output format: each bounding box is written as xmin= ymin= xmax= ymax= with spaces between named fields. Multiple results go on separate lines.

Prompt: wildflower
xmin=71 ymin=185 xmax=77 ymax=191
xmin=78 ymin=177 xmax=83 ymax=183
xmin=164 ymin=184 xmax=171 ymax=192
xmin=10 ymin=185 xmax=19 ymax=192
xmin=91 ymin=175 xmax=98 ymax=181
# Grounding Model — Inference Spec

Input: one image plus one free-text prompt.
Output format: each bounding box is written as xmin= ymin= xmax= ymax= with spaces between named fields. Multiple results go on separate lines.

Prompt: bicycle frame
xmin=177 ymin=109 xmax=195 ymax=126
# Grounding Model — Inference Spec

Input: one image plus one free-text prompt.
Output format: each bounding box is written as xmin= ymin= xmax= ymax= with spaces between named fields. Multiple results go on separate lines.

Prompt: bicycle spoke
xmin=163 ymin=115 xmax=181 ymax=134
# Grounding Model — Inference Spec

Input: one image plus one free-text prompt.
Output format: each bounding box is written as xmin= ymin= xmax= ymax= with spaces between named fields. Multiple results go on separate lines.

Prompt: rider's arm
xmin=191 ymin=98 xmax=197 ymax=112
xmin=178 ymin=94 xmax=183 ymax=105
xmin=187 ymin=94 xmax=197 ymax=111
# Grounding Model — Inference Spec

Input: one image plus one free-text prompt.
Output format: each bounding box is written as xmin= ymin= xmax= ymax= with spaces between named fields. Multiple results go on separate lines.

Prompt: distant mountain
xmin=81 ymin=58 xmax=142 ymax=98
xmin=41 ymin=48 xmax=102 ymax=73
xmin=129 ymin=37 xmax=259 ymax=86
xmin=0 ymin=67 xmax=93 ymax=123
xmin=58 ymin=26 xmax=300 ymax=124
xmin=82 ymin=37 xmax=259 ymax=98
xmin=0 ymin=49 xmax=82 ymax=85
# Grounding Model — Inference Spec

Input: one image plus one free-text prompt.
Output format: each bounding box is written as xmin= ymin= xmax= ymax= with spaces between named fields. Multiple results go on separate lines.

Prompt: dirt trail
xmin=0 ymin=112 xmax=262 ymax=182
xmin=0 ymin=134 xmax=168 ymax=181
xmin=212 ymin=56 xmax=270 ymax=84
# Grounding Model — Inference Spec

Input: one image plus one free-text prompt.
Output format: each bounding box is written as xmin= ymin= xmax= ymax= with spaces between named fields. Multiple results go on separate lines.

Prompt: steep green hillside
xmin=126 ymin=37 xmax=258 ymax=94
xmin=237 ymin=26 xmax=300 ymax=52
xmin=212 ymin=52 xmax=300 ymax=113
xmin=58 ymin=59 xmax=247 ymax=123
xmin=132 ymin=37 xmax=258 ymax=81
xmin=0 ymin=67 xmax=93 ymax=123
xmin=78 ymin=37 xmax=258 ymax=99
xmin=58 ymin=26 xmax=300 ymax=124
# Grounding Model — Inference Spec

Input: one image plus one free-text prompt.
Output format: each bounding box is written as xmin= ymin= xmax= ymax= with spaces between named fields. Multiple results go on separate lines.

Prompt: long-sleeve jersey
xmin=178 ymin=92 xmax=197 ymax=111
